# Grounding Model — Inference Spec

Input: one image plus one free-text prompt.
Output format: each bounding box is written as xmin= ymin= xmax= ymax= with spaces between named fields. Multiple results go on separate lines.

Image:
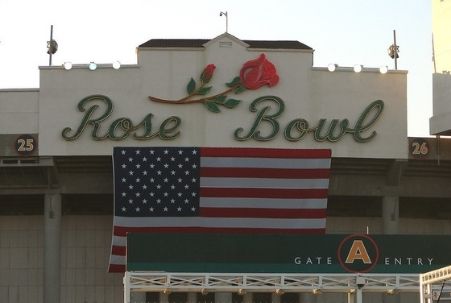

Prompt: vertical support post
xmin=123 ymin=273 xmax=131 ymax=303
xmin=49 ymin=25 xmax=54 ymax=66
xmin=44 ymin=193 xmax=61 ymax=303
xmin=347 ymin=292 xmax=355 ymax=303
xmin=382 ymin=195 xmax=399 ymax=234
xmin=356 ymin=288 xmax=363 ymax=303
xmin=393 ymin=30 xmax=398 ymax=70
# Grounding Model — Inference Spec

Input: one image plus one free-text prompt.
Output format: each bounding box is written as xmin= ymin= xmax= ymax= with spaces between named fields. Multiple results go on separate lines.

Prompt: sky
xmin=0 ymin=0 xmax=432 ymax=136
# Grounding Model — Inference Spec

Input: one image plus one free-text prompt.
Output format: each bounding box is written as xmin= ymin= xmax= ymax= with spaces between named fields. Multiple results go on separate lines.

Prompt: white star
xmin=191 ymin=192 xmax=197 ymax=197
xmin=135 ymin=207 xmax=140 ymax=212
xmin=170 ymin=199 xmax=175 ymax=203
xmin=149 ymin=207 xmax=154 ymax=212
xmin=184 ymin=199 xmax=189 ymax=204
xmin=170 ymin=157 xmax=175 ymax=161
xmin=178 ymin=150 xmax=183 ymax=155
xmin=150 ymin=164 xmax=155 ymax=169
xmin=121 ymin=164 xmax=127 ymax=169
xmin=192 ymin=178 xmax=197 ymax=183
xmin=143 ymin=171 xmax=148 ymax=176
xmin=185 ymin=157 xmax=189 ymax=162
xmin=192 ymin=164 xmax=197 ymax=168
xmin=142 ymin=157 xmax=147 ymax=162
xmin=121 ymin=178 xmax=126 ymax=183
xmin=164 ymin=192 xmax=168 ymax=197
xmin=122 ymin=207 xmax=126 ymax=211
xmin=156 ymin=184 xmax=161 ymax=189
xmin=142 ymin=199 xmax=147 ymax=204
xmin=164 ymin=149 xmax=169 ymax=154
xmin=128 ymin=199 xmax=133 ymax=204
xmin=135 ymin=164 xmax=141 ymax=169
xmin=157 ymin=199 xmax=161 ymax=204
xmin=121 ymin=150 xmax=126 ymax=155
xmin=164 ymin=163 xmax=169 ymax=168
xmin=128 ymin=157 xmax=133 ymax=162
xmin=128 ymin=185 xmax=134 ymax=189
xmin=184 ymin=184 xmax=189 ymax=189
xmin=171 ymin=170 xmax=176 ymax=175
xmin=136 ymin=150 xmax=141 ymax=155
xmin=191 ymin=207 xmax=196 ymax=211
xmin=177 ymin=192 xmax=182 ymax=197
xmin=163 ymin=178 xmax=169 ymax=183
xmin=192 ymin=150 xmax=197 ymax=155
xmin=150 ymin=178 xmax=155 ymax=183
xmin=185 ymin=170 xmax=190 ymax=175
xmin=129 ymin=171 xmax=134 ymax=176
xmin=157 ymin=170 xmax=162 ymax=175
xmin=150 ymin=150 xmax=155 ymax=155
xmin=178 ymin=164 xmax=183 ymax=168
xmin=178 ymin=178 xmax=183 ymax=183
xmin=177 ymin=207 xmax=182 ymax=212
xmin=150 ymin=192 xmax=155 ymax=197
xmin=164 ymin=207 xmax=168 ymax=211
xmin=171 ymin=185 xmax=175 ymax=189
xmin=142 ymin=184 xmax=147 ymax=190
xmin=121 ymin=192 xmax=126 ymax=197
xmin=135 ymin=192 xmax=141 ymax=197
xmin=157 ymin=157 xmax=161 ymax=161
xmin=136 ymin=178 xmax=141 ymax=182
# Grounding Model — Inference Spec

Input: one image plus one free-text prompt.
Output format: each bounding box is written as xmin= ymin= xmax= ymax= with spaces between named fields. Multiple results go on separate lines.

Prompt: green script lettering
xmin=62 ymin=95 xmax=181 ymax=141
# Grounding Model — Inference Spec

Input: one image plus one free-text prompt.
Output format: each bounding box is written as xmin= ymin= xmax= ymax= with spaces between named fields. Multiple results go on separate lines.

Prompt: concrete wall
xmin=0 ymin=89 xmax=39 ymax=134
xmin=37 ymin=34 xmax=407 ymax=158
xmin=433 ymin=0 xmax=451 ymax=73
xmin=60 ymin=215 xmax=123 ymax=303
xmin=430 ymin=73 xmax=451 ymax=134
xmin=0 ymin=216 xmax=43 ymax=303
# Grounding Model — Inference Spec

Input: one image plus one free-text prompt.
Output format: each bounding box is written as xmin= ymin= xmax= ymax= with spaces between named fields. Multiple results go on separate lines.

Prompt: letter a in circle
xmin=345 ymin=240 xmax=372 ymax=264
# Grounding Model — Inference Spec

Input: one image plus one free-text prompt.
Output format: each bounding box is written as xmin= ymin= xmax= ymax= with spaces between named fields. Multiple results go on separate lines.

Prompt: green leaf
xmin=204 ymin=101 xmax=221 ymax=113
xmin=223 ymin=98 xmax=241 ymax=109
xmin=226 ymin=76 xmax=241 ymax=87
xmin=213 ymin=95 xmax=227 ymax=104
xmin=196 ymin=86 xmax=212 ymax=95
xmin=234 ymin=85 xmax=246 ymax=94
xmin=187 ymin=78 xmax=196 ymax=94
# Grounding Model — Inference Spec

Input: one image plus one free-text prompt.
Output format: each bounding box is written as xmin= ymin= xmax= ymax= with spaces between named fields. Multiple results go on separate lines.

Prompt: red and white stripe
xmin=109 ymin=148 xmax=331 ymax=272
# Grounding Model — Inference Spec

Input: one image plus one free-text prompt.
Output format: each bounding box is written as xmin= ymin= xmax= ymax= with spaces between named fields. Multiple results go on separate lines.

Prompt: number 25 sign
xmin=15 ymin=135 xmax=37 ymax=155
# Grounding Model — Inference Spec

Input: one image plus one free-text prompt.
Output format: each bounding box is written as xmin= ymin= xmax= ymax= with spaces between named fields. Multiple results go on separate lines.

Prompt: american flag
xmin=109 ymin=147 xmax=331 ymax=272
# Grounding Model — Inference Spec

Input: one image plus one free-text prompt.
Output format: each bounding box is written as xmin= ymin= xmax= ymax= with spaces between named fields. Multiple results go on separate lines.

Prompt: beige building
xmin=430 ymin=0 xmax=451 ymax=134
xmin=1 ymin=31 xmax=451 ymax=303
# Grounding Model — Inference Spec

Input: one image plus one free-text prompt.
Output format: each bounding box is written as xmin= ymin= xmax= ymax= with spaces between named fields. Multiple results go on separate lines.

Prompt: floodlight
xmin=353 ymin=64 xmax=363 ymax=73
xmin=63 ymin=62 xmax=72 ymax=70
xmin=112 ymin=61 xmax=121 ymax=70
xmin=88 ymin=62 xmax=97 ymax=70
xmin=327 ymin=63 xmax=337 ymax=72
xmin=379 ymin=66 xmax=388 ymax=74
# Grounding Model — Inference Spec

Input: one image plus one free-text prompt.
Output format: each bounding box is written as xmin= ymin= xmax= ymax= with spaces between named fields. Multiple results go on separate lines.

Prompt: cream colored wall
xmin=0 ymin=89 xmax=39 ymax=134
xmin=60 ymin=215 xmax=122 ymax=303
xmin=38 ymin=34 xmax=407 ymax=158
xmin=0 ymin=216 xmax=43 ymax=303
xmin=433 ymin=0 xmax=451 ymax=73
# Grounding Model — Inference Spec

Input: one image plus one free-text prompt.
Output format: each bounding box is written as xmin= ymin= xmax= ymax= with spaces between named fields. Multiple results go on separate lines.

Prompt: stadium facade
xmin=1 ymin=13 xmax=450 ymax=303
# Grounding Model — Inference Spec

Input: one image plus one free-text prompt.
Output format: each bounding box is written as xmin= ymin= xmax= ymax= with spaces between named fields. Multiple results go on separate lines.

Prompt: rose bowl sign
xmin=37 ymin=35 xmax=407 ymax=157
xmin=61 ymin=54 xmax=385 ymax=144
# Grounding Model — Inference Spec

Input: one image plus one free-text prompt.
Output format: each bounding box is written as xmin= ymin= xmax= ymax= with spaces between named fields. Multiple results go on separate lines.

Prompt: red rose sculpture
xmin=200 ymin=64 xmax=216 ymax=84
xmin=239 ymin=54 xmax=279 ymax=90
xmin=149 ymin=53 xmax=280 ymax=113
